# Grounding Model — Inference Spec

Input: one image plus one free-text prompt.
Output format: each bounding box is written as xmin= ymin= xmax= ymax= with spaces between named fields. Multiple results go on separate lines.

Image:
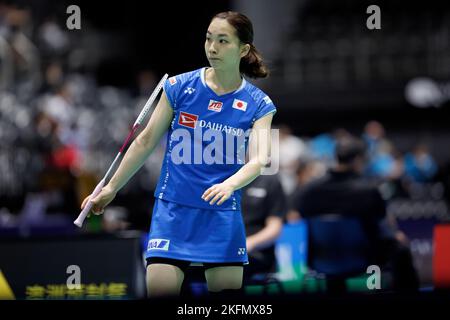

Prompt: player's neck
xmin=206 ymin=68 xmax=242 ymax=94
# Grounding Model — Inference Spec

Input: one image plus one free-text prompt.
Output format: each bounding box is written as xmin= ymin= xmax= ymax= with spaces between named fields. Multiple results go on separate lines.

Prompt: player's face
xmin=205 ymin=18 xmax=249 ymax=71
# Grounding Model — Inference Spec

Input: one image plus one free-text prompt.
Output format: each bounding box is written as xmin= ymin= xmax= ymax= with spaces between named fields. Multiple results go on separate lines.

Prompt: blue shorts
xmin=145 ymin=199 xmax=248 ymax=264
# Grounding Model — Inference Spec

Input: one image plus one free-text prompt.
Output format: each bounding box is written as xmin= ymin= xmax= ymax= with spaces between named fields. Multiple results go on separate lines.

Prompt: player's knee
xmin=206 ymin=276 xmax=242 ymax=292
xmin=208 ymin=281 xmax=242 ymax=292
xmin=147 ymin=277 xmax=183 ymax=297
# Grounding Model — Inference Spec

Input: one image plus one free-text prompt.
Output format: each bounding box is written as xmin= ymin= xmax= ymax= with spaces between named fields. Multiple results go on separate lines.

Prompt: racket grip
xmin=74 ymin=179 xmax=106 ymax=228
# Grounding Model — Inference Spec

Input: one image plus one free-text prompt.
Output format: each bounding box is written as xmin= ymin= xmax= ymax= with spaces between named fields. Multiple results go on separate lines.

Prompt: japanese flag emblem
xmin=232 ymin=99 xmax=247 ymax=112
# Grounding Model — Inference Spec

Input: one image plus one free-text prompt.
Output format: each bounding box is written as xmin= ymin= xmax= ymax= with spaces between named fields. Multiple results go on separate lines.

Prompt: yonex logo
xmin=207 ymin=99 xmax=223 ymax=112
xmin=147 ymin=239 xmax=170 ymax=251
xmin=178 ymin=111 xmax=198 ymax=129
xmin=184 ymin=87 xmax=195 ymax=94
xmin=238 ymin=248 xmax=246 ymax=255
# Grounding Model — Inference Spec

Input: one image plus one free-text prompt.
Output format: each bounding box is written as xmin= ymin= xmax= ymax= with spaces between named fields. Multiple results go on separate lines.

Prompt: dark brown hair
xmin=213 ymin=11 xmax=269 ymax=79
xmin=335 ymin=136 xmax=367 ymax=165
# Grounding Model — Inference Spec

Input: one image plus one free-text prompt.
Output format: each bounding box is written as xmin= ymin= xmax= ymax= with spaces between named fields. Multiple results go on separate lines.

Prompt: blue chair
xmin=306 ymin=214 xmax=372 ymax=293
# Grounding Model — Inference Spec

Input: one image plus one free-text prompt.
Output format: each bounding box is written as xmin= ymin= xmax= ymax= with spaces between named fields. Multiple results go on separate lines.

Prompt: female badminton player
xmin=81 ymin=11 xmax=277 ymax=297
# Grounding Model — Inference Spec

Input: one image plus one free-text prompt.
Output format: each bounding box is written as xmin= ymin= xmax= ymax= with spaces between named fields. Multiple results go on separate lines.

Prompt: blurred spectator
xmin=37 ymin=17 xmax=70 ymax=59
xmin=1 ymin=5 xmax=41 ymax=96
xmin=309 ymin=128 xmax=351 ymax=165
xmin=278 ymin=124 xmax=308 ymax=195
xmin=0 ymin=108 xmax=81 ymax=232
xmin=363 ymin=120 xmax=387 ymax=157
xmin=0 ymin=2 xmax=14 ymax=90
xmin=35 ymin=109 xmax=79 ymax=209
xmin=40 ymin=81 xmax=79 ymax=146
xmin=241 ymin=173 xmax=287 ymax=280
xmin=101 ymin=207 xmax=131 ymax=233
xmin=365 ymin=140 xmax=404 ymax=180
xmin=39 ymin=61 xmax=64 ymax=93
xmin=287 ymin=160 xmax=326 ymax=223
xmin=296 ymin=160 xmax=326 ymax=190
xmin=309 ymin=132 xmax=335 ymax=163
xmin=404 ymin=143 xmax=438 ymax=183
xmin=363 ymin=121 xmax=404 ymax=180
xmin=290 ymin=136 xmax=420 ymax=291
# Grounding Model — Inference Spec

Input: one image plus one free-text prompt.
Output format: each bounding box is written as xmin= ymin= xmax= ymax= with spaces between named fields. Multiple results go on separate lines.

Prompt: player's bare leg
xmin=146 ymin=264 xmax=185 ymax=297
xmin=205 ymin=266 xmax=243 ymax=292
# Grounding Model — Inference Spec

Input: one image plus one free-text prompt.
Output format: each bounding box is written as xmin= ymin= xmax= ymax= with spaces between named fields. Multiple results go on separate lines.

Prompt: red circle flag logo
xmin=178 ymin=111 xmax=198 ymax=129
xmin=232 ymin=99 xmax=247 ymax=112
xmin=169 ymin=77 xmax=177 ymax=85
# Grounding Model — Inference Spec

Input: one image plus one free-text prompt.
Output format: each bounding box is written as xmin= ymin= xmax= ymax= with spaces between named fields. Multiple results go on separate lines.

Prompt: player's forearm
xmin=247 ymin=223 xmax=282 ymax=251
xmin=107 ymin=134 xmax=158 ymax=193
xmin=225 ymin=116 xmax=272 ymax=191
xmin=223 ymin=161 xmax=264 ymax=191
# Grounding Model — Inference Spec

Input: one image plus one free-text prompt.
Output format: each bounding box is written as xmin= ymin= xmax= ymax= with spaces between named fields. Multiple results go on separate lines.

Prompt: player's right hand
xmin=81 ymin=185 xmax=117 ymax=217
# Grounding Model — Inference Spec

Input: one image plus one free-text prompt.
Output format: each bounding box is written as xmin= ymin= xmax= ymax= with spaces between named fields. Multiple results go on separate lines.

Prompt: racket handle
xmin=74 ymin=179 xmax=106 ymax=228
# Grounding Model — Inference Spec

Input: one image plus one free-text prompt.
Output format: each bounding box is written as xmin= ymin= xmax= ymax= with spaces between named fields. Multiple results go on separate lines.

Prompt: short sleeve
xmin=254 ymin=95 xmax=276 ymax=122
xmin=163 ymin=75 xmax=181 ymax=110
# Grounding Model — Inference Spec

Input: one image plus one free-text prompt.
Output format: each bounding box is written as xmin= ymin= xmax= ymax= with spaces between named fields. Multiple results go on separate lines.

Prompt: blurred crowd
xmin=0 ymin=3 xmax=164 ymax=233
xmin=278 ymin=120 xmax=441 ymax=204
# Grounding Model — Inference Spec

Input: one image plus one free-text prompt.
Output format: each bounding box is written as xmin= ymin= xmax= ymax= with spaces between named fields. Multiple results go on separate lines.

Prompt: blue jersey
xmin=154 ymin=67 xmax=276 ymax=210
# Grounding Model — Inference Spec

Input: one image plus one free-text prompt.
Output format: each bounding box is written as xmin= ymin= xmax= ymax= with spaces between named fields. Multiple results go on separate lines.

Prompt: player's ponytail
xmin=240 ymin=44 xmax=269 ymax=79
xmin=213 ymin=11 xmax=269 ymax=79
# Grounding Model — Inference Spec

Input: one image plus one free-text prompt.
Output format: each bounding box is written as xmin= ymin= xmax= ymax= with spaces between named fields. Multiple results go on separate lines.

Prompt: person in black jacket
xmin=242 ymin=173 xmax=287 ymax=280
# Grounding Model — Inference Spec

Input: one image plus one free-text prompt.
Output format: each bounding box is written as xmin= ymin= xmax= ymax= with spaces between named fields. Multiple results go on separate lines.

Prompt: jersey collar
xmin=200 ymin=67 xmax=246 ymax=96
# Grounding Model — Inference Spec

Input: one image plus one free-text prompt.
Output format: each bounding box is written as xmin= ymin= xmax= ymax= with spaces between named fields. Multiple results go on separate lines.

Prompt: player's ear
xmin=240 ymin=43 xmax=250 ymax=58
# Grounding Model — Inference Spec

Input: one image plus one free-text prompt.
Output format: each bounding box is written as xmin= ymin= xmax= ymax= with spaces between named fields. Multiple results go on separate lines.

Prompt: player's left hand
xmin=202 ymin=183 xmax=234 ymax=206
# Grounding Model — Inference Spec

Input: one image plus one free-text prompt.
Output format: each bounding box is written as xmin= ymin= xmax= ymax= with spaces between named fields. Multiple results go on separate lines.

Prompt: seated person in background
xmin=287 ymin=159 xmax=326 ymax=223
xmin=404 ymin=143 xmax=438 ymax=183
xmin=242 ymin=173 xmax=287 ymax=280
xmin=362 ymin=121 xmax=404 ymax=181
xmin=290 ymin=136 xmax=420 ymax=291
